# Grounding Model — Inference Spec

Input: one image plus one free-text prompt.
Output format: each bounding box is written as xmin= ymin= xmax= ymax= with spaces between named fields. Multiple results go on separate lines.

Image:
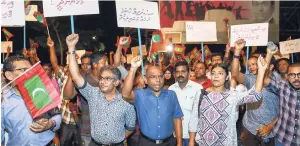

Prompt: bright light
xmin=166 ymin=44 xmax=173 ymax=51
xmin=92 ymin=36 xmax=96 ymax=40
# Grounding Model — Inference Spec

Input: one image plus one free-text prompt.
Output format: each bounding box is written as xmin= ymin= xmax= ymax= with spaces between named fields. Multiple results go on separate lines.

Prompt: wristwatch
xmin=233 ymin=55 xmax=240 ymax=59
xmin=67 ymin=50 xmax=76 ymax=54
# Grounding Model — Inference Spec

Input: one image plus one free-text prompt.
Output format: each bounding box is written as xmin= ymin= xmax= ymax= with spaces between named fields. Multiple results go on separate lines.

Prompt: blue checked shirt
xmin=134 ymin=87 xmax=184 ymax=140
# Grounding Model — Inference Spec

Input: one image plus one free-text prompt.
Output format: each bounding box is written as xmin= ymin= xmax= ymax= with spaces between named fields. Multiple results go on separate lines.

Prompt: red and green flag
xmin=183 ymin=56 xmax=190 ymax=63
xmin=150 ymin=30 xmax=164 ymax=54
xmin=15 ymin=62 xmax=61 ymax=118
xmin=204 ymin=45 xmax=212 ymax=58
xmin=174 ymin=45 xmax=186 ymax=55
xmin=190 ymin=47 xmax=202 ymax=60
xmin=33 ymin=11 xmax=48 ymax=27
xmin=115 ymin=36 xmax=131 ymax=54
xmin=2 ymin=28 xmax=14 ymax=41
xmin=24 ymin=0 xmax=30 ymax=9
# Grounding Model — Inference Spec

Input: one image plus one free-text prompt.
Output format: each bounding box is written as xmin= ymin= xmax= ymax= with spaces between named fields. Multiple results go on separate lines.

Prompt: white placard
xmin=186 ymin=22 xmax=217 ymax=42
xmin=25 ymin=5 xmax=38 ymax=21
xmin=1 ymin=41 xmax=13 ymax=53
xmin=1 ymin=0 xmax=25 ymax=26
xmin=115 ymin=1 xmax=160 ymax=29
xmin=66 ymin=50 xmax=86 ymax=64
xmin=43 ymin=0 xmax=99 ymax=17
xmin=279 ymin=39 xmax=300 ymax=54
xmin=230 ymin=23 xmax=269 ymax=47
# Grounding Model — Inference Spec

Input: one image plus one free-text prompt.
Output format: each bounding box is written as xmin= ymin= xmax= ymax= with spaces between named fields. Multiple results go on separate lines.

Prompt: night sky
xmin=1 ymin=1 xmax=299 ymax=64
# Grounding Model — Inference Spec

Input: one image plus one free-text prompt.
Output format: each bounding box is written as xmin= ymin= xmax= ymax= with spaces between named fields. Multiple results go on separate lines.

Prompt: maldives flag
xmin=2 ymin=28 xmax=14 ymax=41
xmin=33 ymin=11 xmax=48 ymax=27
xmin=24 ymin=0 xmax=30 ymax=9
xmin=203 ymin=45 xmax=212 ymax=58
xmin=190 ymin=47 xmax=201 ymax=60
xmin=115 ymin=36 xmax=131 ymax=54
xmin=174 ymin=45 xmax=185 ymax=55
xmin=150 ymin=31 xmax=164 ymax=54
xmin=15 ymin=62 xmax=61 ymax=118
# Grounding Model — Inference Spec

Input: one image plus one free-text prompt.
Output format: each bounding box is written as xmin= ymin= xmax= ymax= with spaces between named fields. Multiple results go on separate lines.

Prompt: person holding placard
xmin=189 ymin=54 xmax=267 ymax=146
xmin=122 ymin=56 xmax=183 ymax=146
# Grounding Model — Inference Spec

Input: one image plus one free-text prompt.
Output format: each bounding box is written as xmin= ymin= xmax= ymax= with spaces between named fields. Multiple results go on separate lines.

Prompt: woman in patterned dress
xmin=189 ymin=55 xmax=268 ymax=146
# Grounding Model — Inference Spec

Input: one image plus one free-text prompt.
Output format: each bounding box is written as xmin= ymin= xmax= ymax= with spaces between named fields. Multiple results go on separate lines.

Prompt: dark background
xmin=1 ymin=1 xmax=300 ymax=64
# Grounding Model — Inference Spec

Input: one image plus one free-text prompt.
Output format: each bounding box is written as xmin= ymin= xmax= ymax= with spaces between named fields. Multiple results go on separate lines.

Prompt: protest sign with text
xmin=186 ymin=22 xmax=217 ymax=42
xmin=230 ymin=23 xmax=268 ymax=47
xmin=1 ymin=0 xmax=25 ymax=26
xmin=115 ymin=1 xmax=160 ymax=29
xmin=279 ymin=39 xmax=300 ymax=54
xmin=43 ymin=0 xmax=99 ymax=17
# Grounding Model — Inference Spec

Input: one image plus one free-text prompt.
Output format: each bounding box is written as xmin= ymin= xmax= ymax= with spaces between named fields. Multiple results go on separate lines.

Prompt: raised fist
xmin=66 ymin=34 xmax=79 ymax=49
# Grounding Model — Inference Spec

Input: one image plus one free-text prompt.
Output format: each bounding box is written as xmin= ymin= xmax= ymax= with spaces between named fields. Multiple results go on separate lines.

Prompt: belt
xmin=91 ymin=138 xmax=123 ymax=146
xmin=140 ymin=132 xmax=173 ymax=144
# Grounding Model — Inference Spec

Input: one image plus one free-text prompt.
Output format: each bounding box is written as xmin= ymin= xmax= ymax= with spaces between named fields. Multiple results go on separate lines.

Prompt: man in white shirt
xmin=169 ymin=61 xmax=203 ymax=146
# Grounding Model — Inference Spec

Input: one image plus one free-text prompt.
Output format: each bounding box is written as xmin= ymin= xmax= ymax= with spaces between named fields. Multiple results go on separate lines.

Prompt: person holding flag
xmin=1 ymin=55 xmax=62 ymax=146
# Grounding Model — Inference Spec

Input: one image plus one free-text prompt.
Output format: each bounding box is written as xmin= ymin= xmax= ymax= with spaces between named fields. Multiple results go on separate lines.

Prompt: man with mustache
xmin=122 ymin=56 xmax=183 ymax=146
xmin=169 ymin=61 xmax=203 ymax=146
xmin=265 ymin=63 xmax=300 ymax=146
xmin=193 ymin=62 xmax=212 ymax=89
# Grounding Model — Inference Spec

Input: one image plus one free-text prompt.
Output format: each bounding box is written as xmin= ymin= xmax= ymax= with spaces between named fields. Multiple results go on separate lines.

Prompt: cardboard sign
xmin=1 ymin=0 xmax=25 ymax=26
xmin=126 ymin=54 xmax=133 ymax=64
xmin=25 ymin=5 xmax=38 ymax=21
xmin=43 ymin=0 xmax=99 ymax=17
xmin=274 ymin=54 xmax=290 ymax=60
xmin=1 ymin=41 xmax=13 ymax=53
xmin=164 ymin=32 xmax=182 ymax=44
xmin=131 ymin=45 xmax=147 ymax=56
xmin=279 ymin=39 xmax=300 ymax=54
xmin=115 ymin=1 xmax=160 ymax=29
xmin=230 ymin=23 xmax=269 ymax=47
xmin=66 ymin=50 xmax=86 ymax=64
xmin=186 ymin=22 xmax=217 ymax=42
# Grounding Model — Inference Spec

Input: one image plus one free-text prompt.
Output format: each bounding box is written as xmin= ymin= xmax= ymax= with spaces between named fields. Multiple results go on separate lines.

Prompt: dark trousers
xmin=60 ymin=123 xmax=80 ymax=146
xmin=88 ymin=139 xmax=124 ymax=146
xmin=241 ymin=127 xmax=275 ymax=146
xmin=138 ymin=136 xmax=176 ymax=146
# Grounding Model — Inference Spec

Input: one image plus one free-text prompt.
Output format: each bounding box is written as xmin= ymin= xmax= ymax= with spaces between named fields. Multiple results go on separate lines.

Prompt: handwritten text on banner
xmin=43 ymin=0 xmax=99 ymax=17
xmin=115 ymin=1 xmax=160 ymax=29
xmin=279 ymin=39 xmax=300 ymax=54
xmin=186 ymin=22 xmax=217 ymax=42
xmin=1 ymin=0 xmax=25 ymax=26
xmin=230 ymin=23 xmax=269 ymax=47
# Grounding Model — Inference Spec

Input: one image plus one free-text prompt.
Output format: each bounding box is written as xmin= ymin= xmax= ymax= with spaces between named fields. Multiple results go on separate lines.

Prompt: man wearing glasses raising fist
xmin=265 ymin=63 xmax=300 ymax=146
xmin=66 ymin=34 xmax=136 ymax=146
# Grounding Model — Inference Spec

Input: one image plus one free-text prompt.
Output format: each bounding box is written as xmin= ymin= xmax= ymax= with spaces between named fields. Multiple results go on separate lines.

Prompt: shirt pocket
xmin=181 ymin=96 xmax=194 ymax=111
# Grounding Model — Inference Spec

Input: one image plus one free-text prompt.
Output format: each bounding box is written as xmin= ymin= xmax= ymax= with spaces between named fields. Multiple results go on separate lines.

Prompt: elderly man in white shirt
xmin=169 ymin=61 xmax=203 ymax=146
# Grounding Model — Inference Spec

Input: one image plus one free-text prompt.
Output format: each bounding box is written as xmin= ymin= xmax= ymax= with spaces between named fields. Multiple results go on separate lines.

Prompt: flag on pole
xmin=29 ymin=39 xmax=39 ymax=55
xmin=150 ymin=30 xmax=164 ymax=54
xmin=174 ymin=45 xmax=186 ymax=55
xmin=2 ymin=28 xmax=14 ymax=41
xmin=33 ymin=11 xmax=48 ymax=27
xmin=24 ymin=0 xmax=31 ymax=9
xmin=15 ymin=62 xmax=61 ymax=118
xmin=115 ymin=36 xmax=131 ymax=54
xmin=190 ymin=47 xmax=202 ymax=60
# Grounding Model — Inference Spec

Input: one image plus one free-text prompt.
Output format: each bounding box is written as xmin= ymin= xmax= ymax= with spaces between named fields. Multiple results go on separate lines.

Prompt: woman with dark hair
xmin=163 ymin=67 xmax=175 ymax=88
xmin=189 ymin=56 xmax=268 ymax=146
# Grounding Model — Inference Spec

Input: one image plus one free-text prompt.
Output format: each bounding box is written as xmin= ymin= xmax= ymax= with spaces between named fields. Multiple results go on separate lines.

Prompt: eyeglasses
xmin=288 ymin=73 xmax=300 ymax=79
xmin=99 ymin=76 xmax=115 ymax=82
xmin=147 ymin=75 xmax=164 ymax=79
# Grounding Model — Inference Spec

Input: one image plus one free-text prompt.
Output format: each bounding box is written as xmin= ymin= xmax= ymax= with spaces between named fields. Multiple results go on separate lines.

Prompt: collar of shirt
xmin=173 ymin=80 xmax=193 ymax=89
xmin=145 ymin=87 xmax=168 ymax=97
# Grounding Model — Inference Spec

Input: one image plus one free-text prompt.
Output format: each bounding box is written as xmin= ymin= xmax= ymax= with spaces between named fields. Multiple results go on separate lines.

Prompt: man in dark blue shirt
xmin=122 ymin=56 xmax=183 ymax=146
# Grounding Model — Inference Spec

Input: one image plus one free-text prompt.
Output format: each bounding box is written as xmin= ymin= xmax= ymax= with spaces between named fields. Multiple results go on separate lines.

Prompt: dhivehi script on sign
xmin=115 ymin=1 xmax=160 ymax=29
xmin=1 ymin=0 xmax=25 ymax=26
xmin=230 ymin=23 xmax=268 ymax=47
xmin=186 ymin=22 xmax=217 ymax=42
xmin=43 ymin=0 xmax=99 ymax=17
xmin=279 ymin=39 xmax=300 ymax=54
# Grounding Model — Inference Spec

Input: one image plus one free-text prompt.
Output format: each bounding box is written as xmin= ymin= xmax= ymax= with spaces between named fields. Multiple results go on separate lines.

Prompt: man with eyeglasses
xmin=169 ymin=61 xmax=203 ymax=146
xmin=2 ymin=55 xmax=62 ymax=146
xmin=66 ymin=34 xmax=136 ymax=146
xmin=122 ymin=56 xmax=183 ymax=146
xmin=265 ymin=63 xmax=300 ymax=146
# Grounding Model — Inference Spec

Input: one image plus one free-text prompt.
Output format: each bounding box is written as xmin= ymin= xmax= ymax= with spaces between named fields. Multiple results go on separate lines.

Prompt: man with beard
xmin=276 ymin=58 xmax=290 ymax=80
xmin=193 ymin=62 xmax=212 ymax=89
xmin=169 ymin=61 xmax=203 ymax=146
xmin=265 ymin=63 xmax=300 ymax=146
xmin=122 ymin=56 xmax=183 ymax=146
xmin=66 ymin=34 xmax=136 ymax=146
